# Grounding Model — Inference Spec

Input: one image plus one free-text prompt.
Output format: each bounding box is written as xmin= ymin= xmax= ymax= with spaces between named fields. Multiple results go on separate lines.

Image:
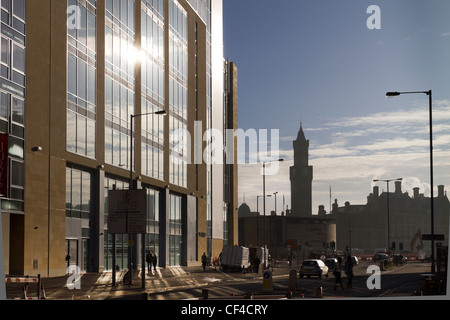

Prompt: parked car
xmin=325 ymin=258 xmax=338 ymax=269
xmin=373 ymin=253 xmax=389 ymax=261
xmin=299 ymin=259 xmax=329 ymax=279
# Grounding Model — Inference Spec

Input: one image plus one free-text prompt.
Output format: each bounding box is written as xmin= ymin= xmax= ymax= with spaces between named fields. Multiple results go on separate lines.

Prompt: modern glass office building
xmin=1 ymin=0 xmax=238 ymax=277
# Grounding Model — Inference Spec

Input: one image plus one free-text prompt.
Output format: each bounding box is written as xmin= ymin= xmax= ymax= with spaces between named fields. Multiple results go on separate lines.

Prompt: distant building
xmin=329 ymin=182 xmax=450 ymax=256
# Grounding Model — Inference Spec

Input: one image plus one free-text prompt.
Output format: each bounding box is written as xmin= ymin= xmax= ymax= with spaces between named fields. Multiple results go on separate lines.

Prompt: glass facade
xmin=65 ymin=165 xmax=92 ymax=219
xmin=67 ymin=0 xmax=97 ymax=158
xmin=0 ymin=0 xmax=26 ymax=213
xmin=104 ymin=0 xmax=135 ymax=170
xmin=103 ymin=175 xmax=130 ymax=271
xmin=169 ymin=194 xmax=182 ymax=266
xmin=168 ymin=0 xmax=188 ymax=188
xmin=143 ymin=186 xmax=160 ymax=262
xmin=140 ymin=0 xmax=165 ymax=181
xmin=59 ymin=0 xmax=228 ymax=272
xmin=65 ymin=165 xmax=93 ymax=271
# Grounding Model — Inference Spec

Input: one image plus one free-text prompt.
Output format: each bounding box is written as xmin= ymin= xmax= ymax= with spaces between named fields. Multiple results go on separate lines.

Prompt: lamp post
xmin=256 ymin=194 xmax=271 ymax=246
xmin=386 ymin=90 xmax=435 ymax=273
xmin=129 ymin=109 xmax=167 ymax=288
xmin=373 ymin=178 xmax=402 ymax=252
xmin=273 ymin=192 xmax=278 ymax=215
xmin=262 ymin=159 xmax=284 ymax=269
xmin=130 ymin=110 xmax=167 ymax=186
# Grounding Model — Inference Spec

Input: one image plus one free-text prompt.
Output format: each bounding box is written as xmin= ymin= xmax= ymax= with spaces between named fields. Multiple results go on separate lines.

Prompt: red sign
xmin=0 ymin=134 xmax=8 ymax=197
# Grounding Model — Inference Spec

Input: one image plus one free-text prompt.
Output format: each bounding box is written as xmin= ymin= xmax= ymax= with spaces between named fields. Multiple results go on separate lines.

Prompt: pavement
xmin=5 ymin=262 xmax=293 ymax=300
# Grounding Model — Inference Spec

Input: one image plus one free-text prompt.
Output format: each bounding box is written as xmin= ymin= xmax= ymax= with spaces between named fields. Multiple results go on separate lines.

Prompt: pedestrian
xmin=152 ymin=253 xmax=158 ymax=272
xmin=146 ymin=251 xmax=152 ymax=274
xmin=344 ymin=255 xmax=354 ymax=289
xmin=333 ymin=257 xmax=344 ymax=291
xmin=202 ymin=252 xmax=207 ymax=271
xmin=254 ymin=256 xmax=261 ymax=274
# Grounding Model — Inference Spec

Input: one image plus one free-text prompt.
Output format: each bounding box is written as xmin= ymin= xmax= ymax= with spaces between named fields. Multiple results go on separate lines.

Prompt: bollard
xmin=288 ymin=269 xmax=298 ymax=294
xmin=21 ymin=285 xmax=27 ymax=299
xmin=142 ymin=292 xmax=150 ymax=300
xmin=37 ymin=274 xmax=41 ymax=299
xmin=315 ymin=287 xmax=323 ymax=298
xmin=40 ymin=284 xmax=46 ymax=299
xmin=202 ymin=289 xmax=209 ymax=300
xmin=244 ymin=292 xmax=254 ymax=300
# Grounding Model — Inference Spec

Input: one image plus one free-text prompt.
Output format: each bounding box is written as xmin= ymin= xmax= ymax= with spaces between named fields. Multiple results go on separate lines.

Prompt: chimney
xmin=395 ymin=180 xmax=402 ymax=194
xmin=332 ymin=199 xmax=338 ymax=214
xmin=413 ymin=187 xmax=419 ymax=199
xmin=373 ymin=186 xmax=379 ymax=197
xmin=438 ymin=185 xmax=445 ymax=198
xmin=318 ymin=205 xmax=326 ymax=216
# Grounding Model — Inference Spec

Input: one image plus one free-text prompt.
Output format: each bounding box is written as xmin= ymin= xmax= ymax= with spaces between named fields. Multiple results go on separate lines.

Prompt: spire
xmin=296 ymin=122 xmax=306 ymax=141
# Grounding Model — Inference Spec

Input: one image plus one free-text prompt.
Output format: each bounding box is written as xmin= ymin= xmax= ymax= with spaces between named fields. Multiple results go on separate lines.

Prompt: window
xmin=66 ymin=165 xmax=92 ymax=219
xmin=104 ymin=1 xmax=135 ymax=170
xmin=67 ymin=0 xmax=97 ymax=158
xmin=169 ymin=0 xmax=188 ymax=188
xmin=169 ymin=194 xmax=183 ymax=266
xmin=12 ymin=0 xmax=25 ymax=21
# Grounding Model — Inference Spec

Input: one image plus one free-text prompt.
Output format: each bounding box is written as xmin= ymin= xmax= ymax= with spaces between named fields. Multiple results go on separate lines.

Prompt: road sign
xmin=422 ymin=234 xmax=445 ymax=241
xmin=108 ymin=189 xmax=147 ymax=234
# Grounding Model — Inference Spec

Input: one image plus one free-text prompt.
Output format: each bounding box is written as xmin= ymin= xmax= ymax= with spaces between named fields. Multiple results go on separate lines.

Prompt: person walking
xmin=334 ymin=257 xmax=344 ymax=291
xmin=152 ymin=253 xmax=158 ymax=272
xmin=344 ymin=255 xmax=354 ymax=289
xmin=254 ymin=256 xmax=261 ymax=274
xmin=146 ymin=251 xmax=152 ymax=274
xmin=202 ymin=252 xmax=207 ymax=271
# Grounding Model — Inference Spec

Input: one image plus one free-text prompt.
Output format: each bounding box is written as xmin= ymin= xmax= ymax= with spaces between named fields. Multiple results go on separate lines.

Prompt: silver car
xmin=299 ymin=259 xmax=329 ymax=279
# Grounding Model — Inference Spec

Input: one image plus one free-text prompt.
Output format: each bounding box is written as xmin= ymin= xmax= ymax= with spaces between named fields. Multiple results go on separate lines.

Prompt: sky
xmin=223 ymin=0 xmax=450 ymax=215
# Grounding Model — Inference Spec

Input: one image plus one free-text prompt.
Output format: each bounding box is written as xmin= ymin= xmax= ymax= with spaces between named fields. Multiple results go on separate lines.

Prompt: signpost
xmin=108 ymin=189 xmax=147 ymax=286
xmin=108 ymin=189 xmax=147 ymax=235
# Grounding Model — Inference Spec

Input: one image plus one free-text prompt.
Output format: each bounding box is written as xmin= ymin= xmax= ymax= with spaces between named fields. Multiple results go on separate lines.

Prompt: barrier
xmin=6 ymin=276 xmax=40 ymax=283
xmin=5 ymin=274 xmax=43 ymax=299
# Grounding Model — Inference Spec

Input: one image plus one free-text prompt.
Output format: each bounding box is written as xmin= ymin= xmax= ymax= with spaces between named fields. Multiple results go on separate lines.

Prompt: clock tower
xmin=289 ymin=124 xmax=313 ymax=217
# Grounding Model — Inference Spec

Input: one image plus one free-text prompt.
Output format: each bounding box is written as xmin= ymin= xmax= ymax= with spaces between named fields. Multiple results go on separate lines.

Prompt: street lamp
xmin=130 ymin=110 xmax=167 ymax=185
xmin=129 ymin=109 xmax=167 ymax=288
xmin=386 ymin=90 xmax=435 ymax=273
xmin=273 ymin=192 xmax=278 ymax=215
xmin=262 ymin=158 xmax=284 ymax=269
xmin=373 ymin=178 xmax=403 ymax=252
xmin=256 ymin=194 xmax=271 ymax=246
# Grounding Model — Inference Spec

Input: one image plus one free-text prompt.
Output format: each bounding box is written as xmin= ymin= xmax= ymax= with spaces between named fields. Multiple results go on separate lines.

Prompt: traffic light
xmin=330 ymin=241 xmax=335 ymax=251
xmin=391 ymin=241 xmax=396 ymax=251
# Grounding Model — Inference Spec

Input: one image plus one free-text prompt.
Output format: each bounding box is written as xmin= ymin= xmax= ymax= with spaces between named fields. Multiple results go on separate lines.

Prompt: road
xmin=141 ymin=260 xmax=435 ymax=300
xmin=5 ymin=259 xmax=437 ymax=300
